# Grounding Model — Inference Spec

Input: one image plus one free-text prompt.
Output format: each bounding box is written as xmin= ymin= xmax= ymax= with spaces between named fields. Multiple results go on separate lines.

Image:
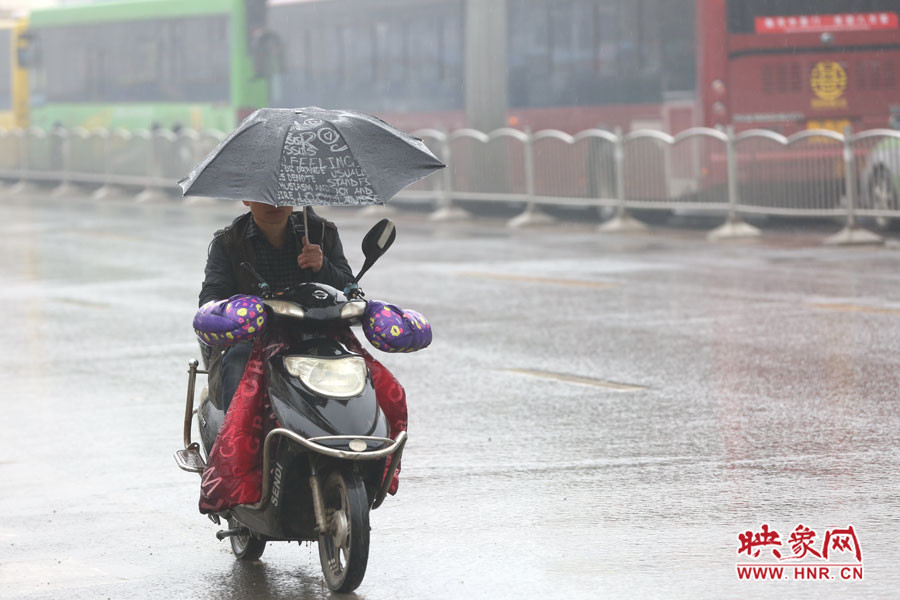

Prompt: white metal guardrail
xmin=0 ymin=125 xmax=898 ymax=242
xmin=405 ymin=125 xmax=900 ymax=242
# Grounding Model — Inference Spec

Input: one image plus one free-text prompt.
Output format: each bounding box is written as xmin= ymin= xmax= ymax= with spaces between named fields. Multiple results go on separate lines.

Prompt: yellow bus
xmin=0 ymin=19 xmax=28 ymax=129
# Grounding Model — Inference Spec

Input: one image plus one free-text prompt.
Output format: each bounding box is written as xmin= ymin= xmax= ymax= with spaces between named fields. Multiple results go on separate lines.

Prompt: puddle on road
xmin=501 ymin=368 xmax=647 ymax=391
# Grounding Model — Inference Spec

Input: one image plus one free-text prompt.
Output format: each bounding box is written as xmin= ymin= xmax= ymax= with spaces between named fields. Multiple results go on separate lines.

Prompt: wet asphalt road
xmin=0 ymin=193 xmax=899 ymax=599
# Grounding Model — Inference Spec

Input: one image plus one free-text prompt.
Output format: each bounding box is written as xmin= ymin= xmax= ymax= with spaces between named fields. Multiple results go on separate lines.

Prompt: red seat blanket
xmin=199 ymin=328 xmax=408 ymax=514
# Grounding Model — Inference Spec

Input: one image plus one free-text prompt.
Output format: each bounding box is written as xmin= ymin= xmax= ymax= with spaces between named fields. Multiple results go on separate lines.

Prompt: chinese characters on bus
xmin=755 ymin=13 xmax=898 ymax=34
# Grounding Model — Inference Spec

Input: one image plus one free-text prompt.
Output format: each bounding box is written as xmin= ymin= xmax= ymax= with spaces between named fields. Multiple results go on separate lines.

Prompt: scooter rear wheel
xmin=318 ymin=469 xmax=370 ymax=592
xmin=228 ymin=517 xmax=266 ymax=561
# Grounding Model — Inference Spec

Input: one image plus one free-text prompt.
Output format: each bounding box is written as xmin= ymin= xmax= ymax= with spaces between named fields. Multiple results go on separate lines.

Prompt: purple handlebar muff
xmin=193 ymin=295 xmax=267 ymax=346
xmin=362 ymin=300 xmax=432 ymax=353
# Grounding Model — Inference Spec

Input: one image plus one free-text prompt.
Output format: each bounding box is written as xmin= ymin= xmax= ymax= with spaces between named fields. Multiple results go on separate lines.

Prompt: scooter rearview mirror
xmin=354 ymin=219 xmax=396 ymax=283
xmin=362 ymin=219 xmax=396 ymax=258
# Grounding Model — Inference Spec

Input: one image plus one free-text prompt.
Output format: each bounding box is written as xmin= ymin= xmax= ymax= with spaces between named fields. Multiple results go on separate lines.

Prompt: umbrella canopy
xmin=179 ymin=107 xmax=445 ymax=206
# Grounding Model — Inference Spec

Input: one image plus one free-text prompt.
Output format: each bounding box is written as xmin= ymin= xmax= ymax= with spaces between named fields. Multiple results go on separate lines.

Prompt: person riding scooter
xmin=180 ymin=217 xmax=432 ymax=592
xmin=199 ymin=201 xmax=353 ymax=412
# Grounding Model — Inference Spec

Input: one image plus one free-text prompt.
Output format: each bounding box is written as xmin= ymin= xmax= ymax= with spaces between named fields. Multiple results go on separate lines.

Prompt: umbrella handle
xmin=303 ymin=206 xmax=308 ymax=241
xmin=304 ymin=206 xmax=312 ymax=283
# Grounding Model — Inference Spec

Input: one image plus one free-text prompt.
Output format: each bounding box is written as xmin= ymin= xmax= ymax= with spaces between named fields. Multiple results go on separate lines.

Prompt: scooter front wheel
xmin=318 ymin=469 xmax=370 ymax=592
xmin=228 ymin=517 xmax=266 ymax=561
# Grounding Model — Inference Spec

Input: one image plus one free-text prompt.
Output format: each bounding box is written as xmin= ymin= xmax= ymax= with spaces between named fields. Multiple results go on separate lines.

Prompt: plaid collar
xmin=242 ymin=211 xmax=325 ymax=250
xmin=244 ymin=215 xmax=262 ymax=240
xmin=243 ymin=217 xmax=261 ymax=240
xmin=243 ymin=214 xmax=303 ymax=241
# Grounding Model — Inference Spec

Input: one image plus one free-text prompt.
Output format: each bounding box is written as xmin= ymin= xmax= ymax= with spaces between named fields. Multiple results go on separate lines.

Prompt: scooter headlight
xmin=265 ymin=300 xmax=305 ymax=319
xmin=283 ymin=355 xmax=367 ymax=398
xmin=340 ymin=300 xmax=366 ymax=320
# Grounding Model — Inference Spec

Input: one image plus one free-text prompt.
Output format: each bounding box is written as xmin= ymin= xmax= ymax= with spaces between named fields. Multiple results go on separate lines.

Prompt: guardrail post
xmin=136 ymin=128 xmax=172 ymax=203
xmin=50 ymin=127 xmax=79 ymax=197
xmin=429 ymin=130 xmax=468 ymax=222
xmin=508 ymin=127 xmax=554 ymax=228
xmin=708 ymin=125 xmax=761 ymax=240
xmin=824 ymin=125 xmax=882 ymax=246
xmin=0 ymin=129 xmax=9 ymax=191
xmin=6 ymin=129 xmax=24 ymax=193
xmin=7 ymin=129 xmax=22 ymax=192
xmin=598 ymin=127 xmax=646 ymax=233
xmin=9 ymin=127 xmax=38 ymax=195
xmin=91 ymin=129 xmax=125 ymax=200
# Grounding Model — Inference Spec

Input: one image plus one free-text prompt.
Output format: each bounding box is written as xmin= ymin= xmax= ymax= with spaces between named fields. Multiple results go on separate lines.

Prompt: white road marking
xmin=460 ymin=271 xmax=617 ymax=288
xmin=811 ymin=303 xmax=900 ymax=316
xmin=502 ymin=368 xmax=646 ymax=391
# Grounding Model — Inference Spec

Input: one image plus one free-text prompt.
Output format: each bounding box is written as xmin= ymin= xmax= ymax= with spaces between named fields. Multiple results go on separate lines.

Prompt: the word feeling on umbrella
xmin=276 ymin=119 xmax=377 ymax=206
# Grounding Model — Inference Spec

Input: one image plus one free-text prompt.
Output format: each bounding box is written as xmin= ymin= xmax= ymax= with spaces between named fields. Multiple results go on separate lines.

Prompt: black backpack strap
xmin=207 ymin=226 xmax=230 ymax=257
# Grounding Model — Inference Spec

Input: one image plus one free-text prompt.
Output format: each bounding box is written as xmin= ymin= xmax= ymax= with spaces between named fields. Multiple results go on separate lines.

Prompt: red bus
xmin=698 ymin=0 xmax=900 ymax=135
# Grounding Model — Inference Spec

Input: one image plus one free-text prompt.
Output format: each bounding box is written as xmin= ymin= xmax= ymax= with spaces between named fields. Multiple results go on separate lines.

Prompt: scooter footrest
xmin=174 ymin=443 xmax=206 ymax=473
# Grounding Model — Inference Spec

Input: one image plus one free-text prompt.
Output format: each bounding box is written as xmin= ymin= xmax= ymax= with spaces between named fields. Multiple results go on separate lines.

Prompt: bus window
xmin=373 ymin=21 xmax=390 ymax=83
xmin=0 ymin=29 xmax=12 ymax=111
xmin=409 ymin=18 xmax=440 ymax=87
xmin=267 ymin=0 xmax=463 ymax=114
xmin=180 ymin=16 xmax=230 ymax=102
xmin=391 ymin=21 xmax=410 ymax=87
xmin=549 ymin=1 xmax=594 ymax=74
xmin=342 ymin=24 xmax=372 ymax=86
xmin=658 ymin=0 xmax=695 ymax=93
xmin=15 ymin=31 xmax=35 ymax=68
xmin=35 ymin=16 xmax=229 ymax=105
xmin=438 ymin=16 xmax=458 ymax=82
xmin=509 ymin=0 xmax=691 ymax=108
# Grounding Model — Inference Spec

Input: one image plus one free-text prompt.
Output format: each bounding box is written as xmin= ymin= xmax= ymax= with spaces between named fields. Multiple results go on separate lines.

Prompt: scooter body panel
xmin=230 ymin=440 xmax=319 ymax=542
xmin=196 ymin=334 xmax=389 ymax=542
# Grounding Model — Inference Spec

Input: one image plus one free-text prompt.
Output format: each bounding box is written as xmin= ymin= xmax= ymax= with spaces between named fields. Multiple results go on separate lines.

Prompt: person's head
xmin=243 ymin=201 xmax=293 ymax=229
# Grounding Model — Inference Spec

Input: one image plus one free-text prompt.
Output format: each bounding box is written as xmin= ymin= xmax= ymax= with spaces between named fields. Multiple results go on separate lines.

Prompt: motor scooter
xmin=175 ymin=219 xmax=406 ymax=593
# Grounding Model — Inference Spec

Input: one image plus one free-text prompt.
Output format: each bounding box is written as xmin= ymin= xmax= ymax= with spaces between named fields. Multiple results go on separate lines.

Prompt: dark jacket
xmin=199 ymin=209 xmax=354 ymax=306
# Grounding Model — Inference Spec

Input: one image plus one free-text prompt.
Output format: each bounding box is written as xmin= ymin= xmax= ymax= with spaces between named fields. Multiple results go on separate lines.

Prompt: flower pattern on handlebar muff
xmin=193 ymin=295 xmax=267 ymax=346
xmin=362 ymin=300 xmax=432 ymax=353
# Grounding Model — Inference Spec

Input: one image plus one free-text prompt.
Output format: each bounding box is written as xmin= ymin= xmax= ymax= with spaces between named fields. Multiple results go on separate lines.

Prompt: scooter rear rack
xmin=174 ymin=359 xmax=208 ymax=473
xmin=175 ymin=442 xmax=206 ymax=473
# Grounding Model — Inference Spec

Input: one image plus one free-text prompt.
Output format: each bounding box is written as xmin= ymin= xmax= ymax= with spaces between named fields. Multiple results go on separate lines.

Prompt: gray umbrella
xmin=178 ymin=107 xmax=445 ymax=207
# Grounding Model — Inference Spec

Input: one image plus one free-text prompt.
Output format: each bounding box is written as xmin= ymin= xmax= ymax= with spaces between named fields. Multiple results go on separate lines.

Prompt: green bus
xmin=24 ymin=0 xmax=268 ymax=132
